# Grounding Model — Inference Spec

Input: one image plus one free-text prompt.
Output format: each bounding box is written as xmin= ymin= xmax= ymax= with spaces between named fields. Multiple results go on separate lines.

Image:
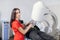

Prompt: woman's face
xmin=16 ymin=10 xmax=20 ymax=19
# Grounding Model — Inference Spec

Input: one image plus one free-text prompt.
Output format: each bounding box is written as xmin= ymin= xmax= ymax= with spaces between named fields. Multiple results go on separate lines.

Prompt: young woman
xmin=10 ymin=8 xmax=33 ymax=40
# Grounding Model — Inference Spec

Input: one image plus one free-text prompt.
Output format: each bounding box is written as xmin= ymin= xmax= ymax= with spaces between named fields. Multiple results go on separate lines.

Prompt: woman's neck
xmin=16 ymin=18 xmax=19 ymax=21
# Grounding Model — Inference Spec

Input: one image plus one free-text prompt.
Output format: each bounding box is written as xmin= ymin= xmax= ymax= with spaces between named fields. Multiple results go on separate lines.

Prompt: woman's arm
xmin=18 ymin=24 xmax=33 ymax=35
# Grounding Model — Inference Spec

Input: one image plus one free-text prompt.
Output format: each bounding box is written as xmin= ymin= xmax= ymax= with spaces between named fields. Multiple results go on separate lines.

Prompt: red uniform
xmin=12 ymin=20 xmax=24 ymax=40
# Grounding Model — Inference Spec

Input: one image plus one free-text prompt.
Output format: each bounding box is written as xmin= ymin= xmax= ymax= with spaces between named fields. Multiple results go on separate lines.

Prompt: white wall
xmin=0 ymin=0 xmax=40 ymax=22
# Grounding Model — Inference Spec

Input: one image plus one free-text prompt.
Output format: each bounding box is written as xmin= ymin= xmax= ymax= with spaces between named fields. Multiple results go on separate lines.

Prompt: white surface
xmin=31 ymin=1 xmax=44 ymax=21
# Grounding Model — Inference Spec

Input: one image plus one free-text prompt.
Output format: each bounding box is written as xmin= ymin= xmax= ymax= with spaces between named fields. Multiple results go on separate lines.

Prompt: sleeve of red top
xmin=12 ymin=22 xmax=20 ymax=30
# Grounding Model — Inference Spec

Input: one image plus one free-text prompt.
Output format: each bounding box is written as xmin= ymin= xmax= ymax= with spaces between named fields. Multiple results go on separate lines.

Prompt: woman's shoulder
xmin=12 ymin=20 xmax=18 ymax=25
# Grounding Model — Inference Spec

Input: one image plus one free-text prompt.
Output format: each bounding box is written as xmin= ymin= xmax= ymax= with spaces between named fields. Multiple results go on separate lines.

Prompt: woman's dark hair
xmin=10 ymin=8 xmax=20 ymax=27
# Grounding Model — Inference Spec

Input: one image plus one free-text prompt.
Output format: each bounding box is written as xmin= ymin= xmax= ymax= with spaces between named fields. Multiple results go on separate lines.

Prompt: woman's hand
xmin=28 ymin=23 xmax=34 ymax=28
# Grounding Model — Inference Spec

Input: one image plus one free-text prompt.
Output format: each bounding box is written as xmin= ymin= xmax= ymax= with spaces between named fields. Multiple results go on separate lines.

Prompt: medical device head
xmin=31 ymin=1 xmax=44 ymax=21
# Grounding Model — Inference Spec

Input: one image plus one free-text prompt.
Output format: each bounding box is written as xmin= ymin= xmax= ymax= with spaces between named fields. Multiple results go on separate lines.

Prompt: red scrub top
xmin=12 ymin=20 xmax=24 ymax=40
